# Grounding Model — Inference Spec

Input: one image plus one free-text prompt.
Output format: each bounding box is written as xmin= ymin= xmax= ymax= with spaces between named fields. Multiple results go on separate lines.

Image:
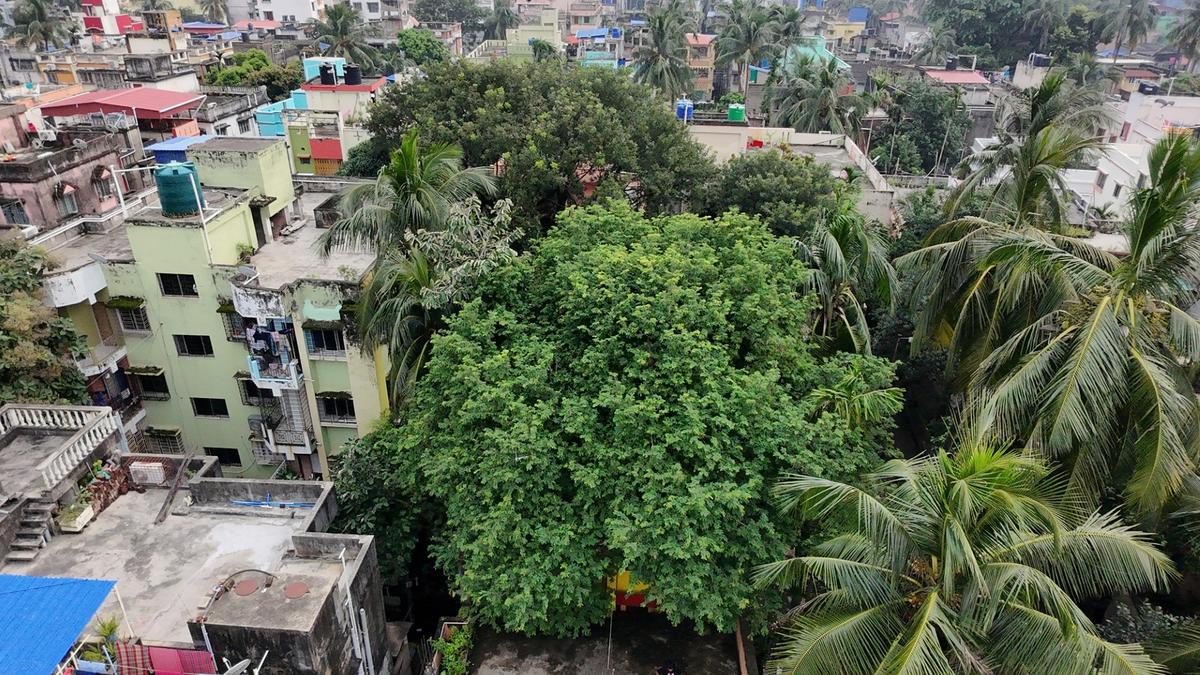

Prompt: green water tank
xmin=728 ymin=104 xmax=746 ymax=122
xmin=154 ymin=161 xmax=204 ymax=217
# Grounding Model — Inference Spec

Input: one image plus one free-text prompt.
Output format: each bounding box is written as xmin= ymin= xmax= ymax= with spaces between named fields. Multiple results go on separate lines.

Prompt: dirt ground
xmin=469 ymin=611 xmax=740 ymax=675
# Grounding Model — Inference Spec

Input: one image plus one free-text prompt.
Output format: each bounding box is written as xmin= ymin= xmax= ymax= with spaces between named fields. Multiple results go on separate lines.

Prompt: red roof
xmin=39 ymin=88 xmax=205 ymax=120
xmin=233 ymin=19 xmax=281 ymax=29
xmin=685 ymin=32 xmax=715 ymax=46
xmin=880 ymin=11 xmax=900 ymax=20
xmin=309 ymin=137 xmax=343 ymax=161
xmin=1123 ymin=68 xmax=1159 ymax=79
xmin=922 ymin=69 xmax=989 ymax=85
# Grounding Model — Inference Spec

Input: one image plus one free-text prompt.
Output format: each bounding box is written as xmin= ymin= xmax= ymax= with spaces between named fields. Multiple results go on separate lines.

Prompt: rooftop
xmin=249 ymin=188 xmax=376 ymax=288
xmin=922 ymin=69 xmax=991 ymax=85
xmin=39 ymin=88 xmax=204 ymax=121
xmin=190 ymin=136 xmax=282 ymax=153
xmin=42 ymin=222 xmax=134 ymax=273
xmin=1 ymin=482 xmax=330 ymax=644
xmin=685 ymin=32 xmax=715 ymax=45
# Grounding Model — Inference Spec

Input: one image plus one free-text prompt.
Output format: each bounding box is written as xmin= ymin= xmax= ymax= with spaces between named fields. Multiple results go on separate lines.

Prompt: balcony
xmin=76 ymin=335 xmax=128 ymax=378
xmin=0 ymin=404 xmax=122 ymax=500
xmin=247 ymin=355 xmax=302 ymax=390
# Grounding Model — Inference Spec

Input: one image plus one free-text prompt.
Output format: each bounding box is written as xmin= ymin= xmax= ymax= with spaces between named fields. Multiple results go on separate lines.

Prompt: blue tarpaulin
xmin=847 ymin=6 xmax=868 ymax=22
xmin=0 ymin=575 xmax=115 ymax=674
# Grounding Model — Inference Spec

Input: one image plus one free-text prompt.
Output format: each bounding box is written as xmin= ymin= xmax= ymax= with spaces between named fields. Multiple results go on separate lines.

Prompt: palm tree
xmin=309 ymin=4 xmax=381 ymax=72
xmin=797 ymin=203 xmax=897 ymax=353
xmin=1062 ymin=51 xmax=1122 ymax=89
xmin=198 ymin=0 xmax=229 ymax=24
xmin=1101 ymin=0 xmax=1157 ymax=63
xmin=7 ymin=0 xmax=72 ymax=51
xmin=715 ymin=0 xmax=775 ymax=94
xmin=319 ymin=130 xmax=496 ymax=255
xmin=806 ymin=361 xmax=903 ymax=423
xmin=483 ymin=0 xmax=519 ymax=40
xmin=970 ymin=134 xmax=1200 ymax=516
xmin=768 ymin=5 xmax=807 ymax=54
xmin=756 ymin=436 xmax=1175 ymax=674
xmin=768 ymin=56 xmax=865 ymax=134
xmin=1169 ymin=0 xmax=1200 ymax=73
xmin=913 ymin=22 xmax=957 ymax=66
xmin=632 ymin=8 xmax=693 ymax=101
xmin=139 ymin=0 xmax=173 ymax=10
xmin=530 ymin=38 xmax=558 ymax=61
xmin=1023 ymin=0 xmax=1069 ymax=51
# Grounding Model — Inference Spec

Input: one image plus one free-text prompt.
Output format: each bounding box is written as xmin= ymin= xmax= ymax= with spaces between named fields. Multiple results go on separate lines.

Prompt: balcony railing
xmin=247 ymin=355 xmax=302 ymax=389
xmin=76 ymin=334 xmax=128 ymax=378
xmin=0 ymin=405 xmax=122 ymax=496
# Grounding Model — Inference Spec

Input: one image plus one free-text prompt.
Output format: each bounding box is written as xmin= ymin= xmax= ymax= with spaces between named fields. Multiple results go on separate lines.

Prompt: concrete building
xmin=1105 ymin=89 xmax=1200 ymax=145
xmin=422 ymin=21 xmax=465 ymax=56
xmin=685 ymin=33 xmax=716 ymax=101
xmin=687 ymin=124 xmax=897 ymax=225
xmin=466 ymin=8 xmax=561 ymax=61
xmin=79 ymin=0 xmax=144 ymax=35
xmin=36 ymin=138 xmax=385 ymax=477
xmin=38 ymin=87 xmax=206 ymax=143
xmin=0 ymin=419 xmax=407 ymax=674
xmin=195 ymin=85 xmax=270 ymax=136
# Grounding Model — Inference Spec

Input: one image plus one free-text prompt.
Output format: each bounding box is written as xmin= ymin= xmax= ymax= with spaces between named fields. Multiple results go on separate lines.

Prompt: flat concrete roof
xmin=190 ymin=136 xmax=284 ymax=153
xmin=1 ymin=489 xmax=313 ymax=644
xmin=0 ymin=430 xmax=74 ymax=500
xmin=43 ymin=222 xmax=133 ymax=273
xmin=249 ymin=189 xmax=375 ymax=288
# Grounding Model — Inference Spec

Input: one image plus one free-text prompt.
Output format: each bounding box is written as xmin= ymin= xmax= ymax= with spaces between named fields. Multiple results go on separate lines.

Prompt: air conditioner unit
xmin=37 ymin=129 xmax=57 ymax=142
xmin=129 ymin=461 xmax=167 ymax=485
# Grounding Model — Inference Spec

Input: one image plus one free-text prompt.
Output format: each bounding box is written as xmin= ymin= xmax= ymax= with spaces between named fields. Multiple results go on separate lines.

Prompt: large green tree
xmin=360 ymin=60 xmax=716 ymax=231
xmin=768 ymin=56 xmax=865 ymax=135
xmin=482 ymin=0 xmax=518 ymax=39
xmin=757 ymin=435 xmax=1176 ymax=674
xmin=412 ymin=0 xmax=485 ymax=25
xmin=870 ymin=76 xmax=971 ymax=174
xmin=701 ymin=148 xmax=842 ymax=237
xmin=715 ymin=0 xmax=775 ymax=94
xmin=1100 ymin=0 xmax=1157 ymax=63
xmin=922 ymin=0 xmax=1031 ymax=69
xmin=211 ymin=48 xmax=303 ymax=99
xmin=394 ymin=28 xmax=450 ymax=66
xmin=631 ymin=7 xmax=693 ymax=101
xmin=386 ymin=202 xmax=898 ymax=635
xmin=309 ymin=4 xmax=381 ymax=72
xmin=0 ymin=240 xmax=86 ymax=405
xmin=7 ymin=0 xmax=72 ymax=51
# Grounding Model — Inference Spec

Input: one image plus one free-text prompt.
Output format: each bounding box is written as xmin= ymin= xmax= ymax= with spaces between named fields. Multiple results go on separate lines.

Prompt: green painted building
xmin=40 ymin=137 xmax=384 ymax=478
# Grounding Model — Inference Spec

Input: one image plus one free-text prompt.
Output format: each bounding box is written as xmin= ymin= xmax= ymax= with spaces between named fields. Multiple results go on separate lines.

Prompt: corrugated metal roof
xmin=847 ymin=6 xmax=869 ymax=22
xmin=145 ymin=135 xmax=213 ymax=152
xmin=39 ymin=89 xmax=205 ymax=120
xmin=0 ymin=575 xmax=115 ymax=674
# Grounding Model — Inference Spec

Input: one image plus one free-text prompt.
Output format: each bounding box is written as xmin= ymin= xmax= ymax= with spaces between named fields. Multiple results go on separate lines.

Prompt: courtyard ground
xmin=469 ymin=610 xmax=740 ymax=674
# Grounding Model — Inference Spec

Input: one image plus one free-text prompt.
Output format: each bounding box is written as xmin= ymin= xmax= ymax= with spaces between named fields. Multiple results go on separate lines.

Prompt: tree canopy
xmin=0 ymin=240 xmax=86 ymax=405
xmin=702 ymin=148 xmax=842 ymax=237
xmin=412 ymin=0 xmax=485 ymax=24
xmin=870 ymin=76 xmax=971 ymax=175
xmin=210 ymin=49 xmax=303 ymax=101
xmin=376 ymin=202 xmax=898 ymax=636
xmin=358 ymin=60 xmax=716 ymax=232
xmin=393 ymin=28 xmax=450 ymax=66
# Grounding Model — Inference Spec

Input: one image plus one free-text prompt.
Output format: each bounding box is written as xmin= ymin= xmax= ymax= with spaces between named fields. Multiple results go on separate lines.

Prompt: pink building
xmin=80 ymin=0 xmax=144 ymax=35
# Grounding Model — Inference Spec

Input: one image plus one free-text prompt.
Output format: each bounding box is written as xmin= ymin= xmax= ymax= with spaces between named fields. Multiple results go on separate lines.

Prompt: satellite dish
xmin=222 ymin=659 xmax=252 ymax=675
xmin=237 ymin=265 xmax=256 ymax=278
xmin=31 ymin=138 xmax=43 ymax=149
xmin=73 ymin=138 xmax=88 ymax=149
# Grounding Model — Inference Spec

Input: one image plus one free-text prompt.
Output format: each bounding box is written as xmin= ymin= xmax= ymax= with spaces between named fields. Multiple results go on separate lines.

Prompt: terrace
xmin=0 ymin=405 xmax=123 ymax=504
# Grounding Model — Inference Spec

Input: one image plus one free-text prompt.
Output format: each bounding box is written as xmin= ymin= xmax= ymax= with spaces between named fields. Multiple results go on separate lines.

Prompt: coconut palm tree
xmin=7 ymin=0 xmax=72 ymax=51
xmin=530 ymin=38 xmax=558 ymax=61
xmin=632 ymin=8 xmax=693 ymax=101
xmin=1062 ymin=51 xmax=1122 ymax=89
xmin=1023 ymin=0 xmax=1069 ymax=51
xmin=198 ymin=0 xmax=229 ymax=24
xmin=796 ymin=203 xmax=897 ymax=353
xmin=970 ymin=133 xmax=1200 ymax=515
xmin=756 ymin=436 xmax=1176 ymax=674
xmin=309 ymin=3 xmax=381 ymax=72
xmin=715 ymin=0 xmax=775 ymax=94
xmin=806 ymin=360 xmax=903 ymax=423
xmin=1169 ymin=0 xmax=1200 ymax=73
xmin=139 ymin=0 xmax=173 ymax=10
xmin=318 ymin=130 xmax=496 ymax=255
xmin=1101 ymin=0 xmax=1157 ymax=63
xmin=483 ymin=0 xmax=519 ymax=40
xmin=768 ymin=55 xmax=866 ymax=134
xmin=913 ymin=22 xmax=957 ymax=66
xmin=768 ymin=5 xmax=808 ymax=54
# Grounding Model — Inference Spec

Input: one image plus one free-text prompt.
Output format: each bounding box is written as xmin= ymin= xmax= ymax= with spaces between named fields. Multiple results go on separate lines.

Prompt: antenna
xmin=221 ymin=659 xmax=252 ymax=675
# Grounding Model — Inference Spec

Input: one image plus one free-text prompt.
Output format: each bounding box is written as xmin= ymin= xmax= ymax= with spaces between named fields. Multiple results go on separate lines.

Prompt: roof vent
xmin=283 ymin=582 xmax=309 ymax=599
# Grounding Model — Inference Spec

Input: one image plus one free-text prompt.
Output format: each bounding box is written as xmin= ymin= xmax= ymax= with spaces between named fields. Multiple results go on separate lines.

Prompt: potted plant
xmin=57 ymin=494 xmax=95 ymax=533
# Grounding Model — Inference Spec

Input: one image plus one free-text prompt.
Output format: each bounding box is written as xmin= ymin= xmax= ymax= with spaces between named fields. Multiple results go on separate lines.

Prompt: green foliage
xmin=431 ymin=624 xmax=472 ymax=675
xmin=921 ymin=0 xmax=1032 ymax=68
xmin=631 ymin=7 xmax=693 ymax=101
xmin=1045 ymin=4 xmax=1106 ymax=56
xmin=394 ymin=28 xmax=450 ymax=66
xmin=757 ymin=438 xmax=1176 ymax=674
xmin=1099 ymin=601 xmax=1188 ymax=645
xmin=338 ymin=136 xmax=393 ymax=177
xmin=718 ymin=91 xmax=745 ymax=106
xmin=702 ymin=148 xmax=841 ymax=238
xmin=209 ymin=50 xmax=302 ymax=101
xmin=768 ymin=56 xmax=865 ymax=134
xmin=1168 ymin=72 xmax=1200 ymax=96
xmin=386 ymin=202 xmax=897 ymax=636
xmin=412 ymin=0 xmax=484 ymax=24
xmin=362 ymin=60 xmax=716 ymax=233
xmin=8 ymin=0 xmax=73 ymax=51
xmin=310 ymin=4 xmax=382 ymax=73
xmin=0 ymin=240 xmax=86 ymax=405
xmin=872 ymin=77 xmax=970 ymax=174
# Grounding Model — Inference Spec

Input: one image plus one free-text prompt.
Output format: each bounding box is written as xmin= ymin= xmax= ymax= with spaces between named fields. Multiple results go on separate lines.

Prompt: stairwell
xmin=4 ymin=499 xmax=55 ymax=564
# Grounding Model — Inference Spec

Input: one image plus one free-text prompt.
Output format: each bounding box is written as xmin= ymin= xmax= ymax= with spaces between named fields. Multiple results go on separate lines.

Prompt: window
xmin=158 ymin=273 xmax=198 ymax=297
xmin=94 ymin=178 xmax=113 ymax=198
xmin=204 ymin=446 xmax=242 ymax=467
xmin=367 ymin=2 xmax=378 ymax=11
xmin=239 ymin=378 xmax=274 ymax=406
xmin=221 ymin=312 xmax=246 ymax=341
xmin=145 ymin=428 xmax=184 ymax=453
xmin=191 ymin=397 xmax=229 ymax=417
xmin=305 ymin=328 xmax=346 ymax=356
xmin=56 ymin=192 xmax=78 ymax=217
xmin=238 ymin=118 xmax=252 ymax=134
xmin=263 ymin=10 xmax=274 ymax=18
xmin=318 ymin=396 xmax=355 ymax=424
xmin=1 ymin=200 xmax=28 ymax=225
xmin=174 ymin=334 xmax=214 ymax=356
xmin=137 ymin=373 xmax=170 ymax=400
xmin=117 ymin=306 xmax=150 ymax=332
xmin=1120 ymin=121 xmax=1131 ymax=141
xmin=215 ymin=124 xmax=229 ymax=136
xmin=1096 ymin=171 xmax=1108 ymax=189
xmin=1113 ymin=183 xmax=1122 ymax=197
xmin=1137 ymin=172 xmax=1147 ymax=189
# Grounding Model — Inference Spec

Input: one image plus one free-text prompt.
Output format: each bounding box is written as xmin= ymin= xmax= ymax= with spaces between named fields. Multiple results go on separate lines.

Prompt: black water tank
xmin=945 ymin=56 xmax=958 ymax=70
xmin=319 ymin=63 xmax=336 ymax=85
xmin=1139 ymin=81 xmax=1160 ymax=95
xmin=344 ymin=64 xmax=362 ymax=85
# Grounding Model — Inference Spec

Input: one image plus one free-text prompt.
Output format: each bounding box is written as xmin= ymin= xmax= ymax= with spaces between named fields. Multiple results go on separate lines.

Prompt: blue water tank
xmin=675 ymin=98 xmax=694 ymax=121
xmin=154 ymin=161 xmax=204 ymax=217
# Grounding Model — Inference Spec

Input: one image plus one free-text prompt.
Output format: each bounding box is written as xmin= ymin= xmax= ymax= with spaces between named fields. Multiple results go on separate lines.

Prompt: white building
xmin=1105 ymin=89 xmax=1200 ymax=145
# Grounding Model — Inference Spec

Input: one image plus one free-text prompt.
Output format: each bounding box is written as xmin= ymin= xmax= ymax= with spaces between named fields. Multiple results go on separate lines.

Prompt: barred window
xmin=118 ymin=306 xmax=150 ymax=332
xmin=146 ymin=428 xmax=183 ymax=454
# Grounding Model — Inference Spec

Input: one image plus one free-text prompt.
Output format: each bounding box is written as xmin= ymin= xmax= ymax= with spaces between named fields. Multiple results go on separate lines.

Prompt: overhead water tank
xmin=154 ymin=161 xmax=204 ymax=217
xmin=675 ymin=98 xmax=694 ymax=122
xmin=319 ymin=63 xmax=336 ymax=85
xmin=727 ymin=103 xmax=746 ymax=121
xmin=344 ymin=64 xmax=362 ymax=85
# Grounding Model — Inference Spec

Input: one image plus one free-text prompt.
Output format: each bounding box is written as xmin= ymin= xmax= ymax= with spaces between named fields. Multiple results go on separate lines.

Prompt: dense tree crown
xmin=209 ymin=49 xmax=303 ymax=101
xmin=357 ymin=61 xmax=716 ymax=231
xmin=380 ymin=203 xmax=897 ymax=635
xmin=0 ymin=241 xmax=86 ymax=405
xmin=393 ymin=28 xmax=450 ymax=66
xmin=701 ymin=148 xmax=841 ymax=237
